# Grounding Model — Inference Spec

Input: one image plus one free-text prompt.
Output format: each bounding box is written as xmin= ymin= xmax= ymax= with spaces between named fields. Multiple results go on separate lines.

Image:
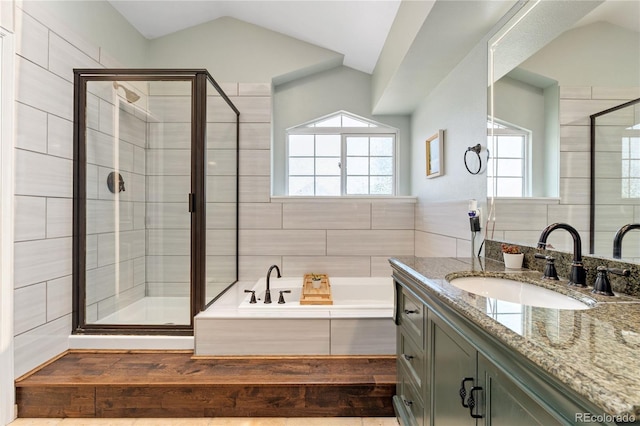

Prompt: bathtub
xmin=239 ymin=276 xmax=393 ymax=313
xmin=194 ymin=276 xmax=396 ymax=356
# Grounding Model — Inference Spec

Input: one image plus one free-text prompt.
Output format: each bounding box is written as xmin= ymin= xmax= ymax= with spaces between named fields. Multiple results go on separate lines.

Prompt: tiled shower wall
xmin=491 ymin=86 xmax=640 ymax=253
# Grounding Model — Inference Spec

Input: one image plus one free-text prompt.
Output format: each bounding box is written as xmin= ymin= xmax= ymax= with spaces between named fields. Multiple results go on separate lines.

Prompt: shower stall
xmin=72 ymin=69 xmax=239 ymax=334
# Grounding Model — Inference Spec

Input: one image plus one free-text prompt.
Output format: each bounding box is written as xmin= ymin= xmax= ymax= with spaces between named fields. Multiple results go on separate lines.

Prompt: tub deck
xmin=15 ymin=351 xmax=396 ymax=418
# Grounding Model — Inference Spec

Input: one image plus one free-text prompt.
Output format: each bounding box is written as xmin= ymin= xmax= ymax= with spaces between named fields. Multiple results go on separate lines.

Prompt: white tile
xmin=239 ymin=83 xmax=271 ymax=96
xmin=239 ymin=202 xmax=282 ymax=229
xmin=559 ymin=86 xmax=591 ymax=99
xmin=548 ymin=205 xmax=591 ymax=232
xmin=97 ymin=230 xmax=145 ymax=266
xmin=560 ymin=178 xmax=590 ymax=205
xmin=240 ymin=230 xmax=326 ymax=256
xmin=14 ymin=196 xmax=46 ymax=242
xmin=86 ymin=199 xmax=135 ymax=234
xmin=146 ymin=202 xmax=190 ymax=229
xmin=16 ymin=57 xmax=73 ymax=120
xmin=148 ymin=95 xmax=191 ymax=122
xmin=206 ymin=96 xmax=238 ymax=123
xmin=207 ymin=122 xmax=238 ymax=150
xmin=134 ymin=256 xmax=145 ymax=286
xmin=239 ymin=256 xmax=283 ymax=281
xmin=207 ymin=202 xmax=238 ymax=229
xmin=592 ymin=87 xmax=640 ymax=100
xmin=47 ymin=115 xmax=73 ymax=159
xmin=207 ymin=149 xmax=237 ymax=176
xmin=560 ymin=98 xmax=628 ymax=126
xmin=331 ymin=319 xmax=395 ymax=355
xmin=234 ymin=96 xmax=271 ymax=123
xmin=148 ymin=122 xmax=191 ymax=149
xmin=14 ymin=282 xmax=47 ymax=335
xmin=86 ymin=234 xmax=98 ymax=270
xmin=48 ymin=32 xmax=101 ymax=83
xmin=240 ymin=122 xmax=271 ymax=150
xmin=15 ymin=102 xmax=47 ymax=153
xmin=195 ymin=318 xmax=330 ymax=356
xmin=146 ymin=255 xmax=190 ymax=283
xmin=207 ymin=230 xmax=237 ymax=256
xmin=15 ymin=8 xmax=48 ymax=67
xmin=85 ymin=260 xmax=135 ymax=305
xmin=46 ymin=197 xmax=72 ymax=238
xmin=215 ymin=82 xmax=238 ymax=96
xmin=147 ymin=229 xmax=190 ymax=256
xmin=14 ymin=315 xmax=71 ymax=378
xmin=372 ymin=202 xmax=414 ymax=230
xmin=146 ymin=282 xmax=190 ymax=297
xmin=134 ymin=202 xmax=145 ymax=230
xmin=239 ymin=176 xmax=270 ymax=203
xmin=147 ymin=175 xmax=191 ymax=203
xmin=593 ymin=152 xmax=621 ymax=179
xmin=282 ymin=256 xmax=371 ymax=277
xmin=46 ymin=275 xmax=72 ymax=322
xmin=148 ymin=80 xmax=192 ymax=96
xmin=594 ymin=205 xmax=634 ymax=231
xmin=206 ymin=255 xmax=237 ymax=288
xmin=283 ymin=202 xmax=371 ymax=230
xmin=415 ymin=200 xmax=471 ymax=240
xmin=415 ymin=231 xmax=456 ymax=257
xmin=456 ymin=238 xmax=473 ymax=259
xmin=492 ymin=200 xmax=549 ymax=232
xmin=327 ymin=230 xmax=414 ymax=256
xmin=147 ymin=149 xmax=191 ymax=175
xmin=99 ymin=98 xmax=115 ymax=136
xmin=118 ymin=107 xmax=147 ymax=147
xmin=86 ymin=128 xmax=115 ymax=168
xmin=560 ymin=125 xmax=589 ymax=152
xmin=560 ymin=152 xmax=590 ymax=178
xmin=239 ymin=149 xmax=270 ymax=176
xmin=371 ymin=256 xmax=393 ymax=277
xmin=14 ymin=237 xmax=72 ymax=288
xmin=86 ymin=92 xmax=100 ymax=131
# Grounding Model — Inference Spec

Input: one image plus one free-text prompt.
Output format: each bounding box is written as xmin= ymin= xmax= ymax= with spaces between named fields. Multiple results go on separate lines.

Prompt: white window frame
xmin=487 ymin=119 xmax=531 ymax=197
xmin=620 ymin=129 xmax=640 ymax=199
xmin=286 ymin=111 xmax=398 ymax=196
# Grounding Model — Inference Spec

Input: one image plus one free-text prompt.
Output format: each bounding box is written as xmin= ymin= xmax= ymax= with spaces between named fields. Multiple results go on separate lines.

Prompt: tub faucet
xmin=537 ymin=223 xmax=586 ymax=287
xmin=265 ymin=265 xmax=281 ymax=304
xmin=612 ymin=223 xmax=640 ymax=259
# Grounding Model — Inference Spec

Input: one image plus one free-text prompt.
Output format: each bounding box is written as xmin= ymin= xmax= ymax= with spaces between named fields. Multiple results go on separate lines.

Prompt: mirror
xmin=488 ymin=0 xmax=640 ymax=261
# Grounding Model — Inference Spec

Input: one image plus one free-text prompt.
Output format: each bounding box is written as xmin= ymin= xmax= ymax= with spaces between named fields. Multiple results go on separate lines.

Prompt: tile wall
xmin=491 ymin=86 xmax=640 ymax=254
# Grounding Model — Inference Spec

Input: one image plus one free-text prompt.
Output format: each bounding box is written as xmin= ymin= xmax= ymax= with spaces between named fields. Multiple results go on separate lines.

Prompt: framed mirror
xmin=488 ymin=0 xmax=640 ymax=260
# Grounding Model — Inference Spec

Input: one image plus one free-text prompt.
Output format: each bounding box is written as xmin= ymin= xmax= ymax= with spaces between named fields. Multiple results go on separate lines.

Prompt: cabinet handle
xmin=404 ymin=309 xmax=419 ymax=315
xmin=403 ymin=398 xmax=413 ymax=407
xmin=402 ymin=353 xmax=414 ymax=361
xmin=459 ymin=377 xmax=474 ymax=407
xmin=467 ymin=386 xmax=483 ymax=419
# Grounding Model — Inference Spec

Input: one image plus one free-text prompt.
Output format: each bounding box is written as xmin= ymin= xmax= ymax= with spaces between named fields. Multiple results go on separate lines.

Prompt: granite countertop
xmin=390 ymin=256 xmax=640 ymax=418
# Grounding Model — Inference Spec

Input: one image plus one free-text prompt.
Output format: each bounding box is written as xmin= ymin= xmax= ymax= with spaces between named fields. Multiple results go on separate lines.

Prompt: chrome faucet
xmin=264 ymin=265 xmax=281 ymax=304
xmin=612 ymin=223 xmax=640 ymax=259
xmin=537 ymin=223 xmax=586 ymax=287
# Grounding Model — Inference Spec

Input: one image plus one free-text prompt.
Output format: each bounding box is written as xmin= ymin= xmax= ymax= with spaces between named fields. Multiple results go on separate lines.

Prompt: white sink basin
xmin=449 ymin=276 xmax=591 ymax=310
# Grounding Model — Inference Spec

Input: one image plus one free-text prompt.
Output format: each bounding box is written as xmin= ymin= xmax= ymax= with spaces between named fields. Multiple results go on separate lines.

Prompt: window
xmin=487 ymin=120 xmax=530 ymax=197
xmin=287 ymin=111 xmax=397 ymax=196
xmin=621 ymin=125 xmax=640 ymax=198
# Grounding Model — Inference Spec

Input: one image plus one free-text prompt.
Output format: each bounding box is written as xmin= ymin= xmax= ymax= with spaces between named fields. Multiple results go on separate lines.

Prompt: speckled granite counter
xmin=390 ymin=256 xmax=640 ymax=419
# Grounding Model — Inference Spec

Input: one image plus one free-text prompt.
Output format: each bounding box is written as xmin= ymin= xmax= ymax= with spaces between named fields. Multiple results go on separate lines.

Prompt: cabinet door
xmin=431 ymin=313 xmax=478 ymax=426
xmin=478 ymin=353 xmax=563 ymax=426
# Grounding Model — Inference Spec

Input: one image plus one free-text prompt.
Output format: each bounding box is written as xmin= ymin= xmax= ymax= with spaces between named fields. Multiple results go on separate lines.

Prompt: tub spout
xmin=612 ymin=224 xmax=640 ymax=259
xmin=265 ymin=265 xmax=281 ymax=304
xmin=537 ymin=223 xmax=586 ymax=287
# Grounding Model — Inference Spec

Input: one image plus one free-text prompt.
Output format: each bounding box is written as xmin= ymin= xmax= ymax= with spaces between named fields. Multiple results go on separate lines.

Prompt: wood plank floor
xmin=15 ymin=352 xmax=396 ymax=419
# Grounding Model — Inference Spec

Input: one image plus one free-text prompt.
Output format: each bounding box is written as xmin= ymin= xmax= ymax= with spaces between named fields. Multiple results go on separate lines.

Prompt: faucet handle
xmin=593 ymin=266 xmax=615 ymax=296
xmin=278 ymin=290 xmax=292 ymax=304
xmin=535 ymin=253 xmax=559 ymax=280
xmin=244 ymin=289 xmax=257 ymax=304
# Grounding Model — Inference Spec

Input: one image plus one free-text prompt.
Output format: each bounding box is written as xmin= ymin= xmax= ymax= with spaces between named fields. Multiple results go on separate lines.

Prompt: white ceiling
xmin=108 ymin=0 xmax=401 ymax=74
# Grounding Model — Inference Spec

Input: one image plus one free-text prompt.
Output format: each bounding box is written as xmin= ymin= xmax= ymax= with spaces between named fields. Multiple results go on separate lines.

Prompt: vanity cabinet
xmin=393 ymin=273 xmax=614 ymax=426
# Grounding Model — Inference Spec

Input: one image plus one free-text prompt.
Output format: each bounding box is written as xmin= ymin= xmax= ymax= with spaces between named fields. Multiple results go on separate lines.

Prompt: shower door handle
xmin=188 ymin=193 xmax=196 ymax=212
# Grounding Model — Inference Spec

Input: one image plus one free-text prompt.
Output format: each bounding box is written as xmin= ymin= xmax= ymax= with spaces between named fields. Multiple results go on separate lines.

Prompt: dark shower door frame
xmin=72 ymin=69 xmax=240 ymax=335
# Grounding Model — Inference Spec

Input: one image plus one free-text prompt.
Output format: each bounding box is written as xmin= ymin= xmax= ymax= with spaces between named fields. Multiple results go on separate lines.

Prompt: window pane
xmin=347 ymin=137 xmax=369 ymax=155
xmin=316 ymin=177 xmax=340 ymax=195
xmin=631 ymin=179 xmax=640 ymax=198
xmin=370 ymin=137 xmax=393 ymax=156
xmin=347 ymin=176 xmax=368 ymax=194
xmin=631 ymin=159 xmax=640 ymax=178
xmin=497 ymin=159 xmax=522 ymax=177
xmin=497 ymin=136 xmax=523 ymax=157
xmin=496 ymin=178 xmax=522 ymax=197
xmin=342 ymin=115 xmax=370 ymax=127
xmin=370 ymin=176 xmax=392 ymax=194
xmin=289 ymin=135 xmax=314 ymax=156
xmin=370 ymin=157 xmax=392 ymax=175
xmin=622 ymin=137 xmax=630 ymax=159
xmin=289 ymin=158 xmax=314 ymax=175
xmin=347 ymin=156 xmax=368 ymax=175
xmin=289 ymin=177 xmax=314 ymax=196
xmin=315 ymin=116 xmax=341 ymax=127
xmin=316 ymin=158 xmax=340 ymax=176
xmin=631 ymin=137 xmax=640 ymax=158
xmin=316 ymin=134 xmax=340 ymax=156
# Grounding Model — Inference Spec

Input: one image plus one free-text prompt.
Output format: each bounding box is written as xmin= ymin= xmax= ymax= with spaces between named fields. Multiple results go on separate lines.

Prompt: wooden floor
xmin=15 ymin=351 xmax=396 ymax=418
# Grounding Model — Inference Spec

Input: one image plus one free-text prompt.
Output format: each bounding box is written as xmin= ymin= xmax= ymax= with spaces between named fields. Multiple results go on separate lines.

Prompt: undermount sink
xmin=449 ymin=276 xmax=592 ymax=310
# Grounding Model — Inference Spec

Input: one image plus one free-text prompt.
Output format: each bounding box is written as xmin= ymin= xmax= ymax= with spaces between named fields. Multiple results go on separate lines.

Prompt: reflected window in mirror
xmin=621 ymin=127 xmax=640 ymax=199
xmin=487 ymin=119 xmax=530 ymax=197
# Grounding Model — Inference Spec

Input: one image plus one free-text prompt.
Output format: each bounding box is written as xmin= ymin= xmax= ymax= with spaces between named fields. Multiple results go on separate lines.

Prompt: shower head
xmin=113 ymin=81 xmax=141 ymax=103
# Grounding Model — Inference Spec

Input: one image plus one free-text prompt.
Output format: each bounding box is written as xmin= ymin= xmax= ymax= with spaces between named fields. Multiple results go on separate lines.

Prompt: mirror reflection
xmin=488 ymin=0 xmax=640 ymax=261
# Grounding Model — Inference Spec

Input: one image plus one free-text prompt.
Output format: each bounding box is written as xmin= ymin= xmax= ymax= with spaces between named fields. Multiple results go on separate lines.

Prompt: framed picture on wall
xmin=426 ymin=130 xmax=444 ymax=178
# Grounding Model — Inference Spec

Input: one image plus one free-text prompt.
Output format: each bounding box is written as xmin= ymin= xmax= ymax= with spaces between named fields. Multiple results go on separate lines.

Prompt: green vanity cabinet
xmin=392 ymin=273 xmax=616 ymax=426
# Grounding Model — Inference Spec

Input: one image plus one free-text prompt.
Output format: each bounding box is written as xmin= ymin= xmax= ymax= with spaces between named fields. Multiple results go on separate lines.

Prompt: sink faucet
xmin=264 ymin=265 xmax=281 ymax=304
xmin=537 ymin=223 xmax=586 ymax=287
xmin=612 ymin=223 xmax=640 ymax=259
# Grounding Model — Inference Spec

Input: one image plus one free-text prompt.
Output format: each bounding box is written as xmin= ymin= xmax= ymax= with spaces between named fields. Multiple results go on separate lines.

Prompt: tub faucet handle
xmin=278 ymin=290 xmax=291 ymax=304
xmin=244 ymin=289 xmax=257 ymax=304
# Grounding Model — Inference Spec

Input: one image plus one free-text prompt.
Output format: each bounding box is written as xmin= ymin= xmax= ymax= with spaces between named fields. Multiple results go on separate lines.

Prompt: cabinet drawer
xmin=399 ymin=329 xmax=425 ymax=392
xmin=400 ymin=288 xmax=425 ymax=347
xmin=398 ymin=364 xmax=425 ymax=426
